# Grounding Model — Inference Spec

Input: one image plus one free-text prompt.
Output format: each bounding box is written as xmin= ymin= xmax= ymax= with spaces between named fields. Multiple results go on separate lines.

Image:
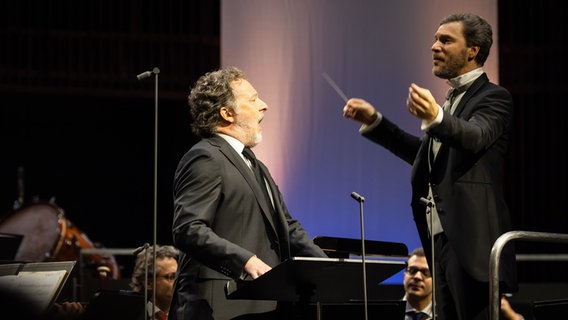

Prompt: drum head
xmin=0 ymin=203 xmax=62 ymax=261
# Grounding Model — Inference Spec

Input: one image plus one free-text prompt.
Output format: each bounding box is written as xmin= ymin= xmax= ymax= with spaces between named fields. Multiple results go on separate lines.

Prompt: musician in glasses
xmin=130 ymin=244 xmax=179 ymax=320
xmin=403 ymin=248 xmax=433 ymax=320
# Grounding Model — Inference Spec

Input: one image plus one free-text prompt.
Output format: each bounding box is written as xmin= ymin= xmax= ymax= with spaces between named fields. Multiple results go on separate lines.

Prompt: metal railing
xmin=489 ymin=231 xmax=568 ymax=320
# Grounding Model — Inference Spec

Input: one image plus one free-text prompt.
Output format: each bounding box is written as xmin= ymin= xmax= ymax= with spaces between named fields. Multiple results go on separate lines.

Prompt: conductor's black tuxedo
xmin=171 ymin=134 xmax=327 ymax=320
xmin=362 ymin=73 xmax=517 ymax=306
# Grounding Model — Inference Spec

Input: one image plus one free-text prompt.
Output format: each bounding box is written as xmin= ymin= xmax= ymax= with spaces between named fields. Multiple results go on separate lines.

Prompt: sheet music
xmin=0 ymin=270 xmax=67 ymax=312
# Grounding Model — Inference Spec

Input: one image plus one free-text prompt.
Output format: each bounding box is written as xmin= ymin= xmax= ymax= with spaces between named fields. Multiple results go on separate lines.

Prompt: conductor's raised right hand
xmin=343 ymin=98 xmax=379 ymax=125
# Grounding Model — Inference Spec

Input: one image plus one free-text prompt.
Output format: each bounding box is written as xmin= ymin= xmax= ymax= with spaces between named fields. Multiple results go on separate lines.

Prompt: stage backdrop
xmin=221 ymin=0 xmax=497 ymax=283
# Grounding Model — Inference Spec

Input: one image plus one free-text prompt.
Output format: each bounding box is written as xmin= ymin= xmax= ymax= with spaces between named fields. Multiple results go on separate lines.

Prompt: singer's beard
xmin=235 ymin=120 xmax=262 ymax=148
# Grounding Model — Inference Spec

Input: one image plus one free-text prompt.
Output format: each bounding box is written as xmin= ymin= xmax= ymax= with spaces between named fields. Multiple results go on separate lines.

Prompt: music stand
xmin=0 ymin=261 xmax=76 ymax=316
xmin=0 ymin=232 xmax=23 ymax=261
xmin=533 ymin=298 xmax=568 ymax=319
xmin=82 ymin=290 xmax=145 ymax=320
xmin=226 ymin=257 xmax=406 ymax=319
xmin=313 ymin=236 xmax=408 ymax=258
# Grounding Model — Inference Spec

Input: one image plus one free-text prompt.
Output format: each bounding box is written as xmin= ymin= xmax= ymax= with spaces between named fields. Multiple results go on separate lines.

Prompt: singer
xmin=342 ymin=13 xmax=516 ymax=320
xmin=170 ymin=66 xmax=327 ymax=320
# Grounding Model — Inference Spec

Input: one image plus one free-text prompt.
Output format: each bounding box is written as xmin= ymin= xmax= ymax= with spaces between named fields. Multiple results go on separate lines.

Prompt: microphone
xmin=136 ymin=67 xmax=160 ymax=80
xmin=133 ymin=243 xmax=150 ymax=255
xmin=351 ymin=191 xmax=365 ymax=202
xmin=136 ymin=71 xmax=152 ymax=80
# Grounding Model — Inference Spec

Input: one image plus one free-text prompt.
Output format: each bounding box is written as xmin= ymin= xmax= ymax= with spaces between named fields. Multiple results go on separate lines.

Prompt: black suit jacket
xmin=170 ymin=135 xmax=327 ymax=320
xmin=363 ymin=73 xmax=517 ymax=291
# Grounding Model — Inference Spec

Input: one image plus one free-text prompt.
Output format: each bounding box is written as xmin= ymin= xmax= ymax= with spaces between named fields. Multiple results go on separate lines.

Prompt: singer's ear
xmin=219 ymin=107 xmax=235 ymax=123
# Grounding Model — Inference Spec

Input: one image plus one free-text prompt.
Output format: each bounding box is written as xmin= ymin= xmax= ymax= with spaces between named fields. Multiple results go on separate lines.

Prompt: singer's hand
xmin=500 ymin=296 xmax=524 ymax=320
xmin=343 ymin=98 xmax=378 ymax=125
xmin=243 ymin=255 xmax=272 ymax=279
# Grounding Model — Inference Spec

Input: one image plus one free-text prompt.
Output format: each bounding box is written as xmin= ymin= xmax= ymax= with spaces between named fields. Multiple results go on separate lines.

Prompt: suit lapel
xmin=254 ymin=160 xmax=287 ymax=241
xmin=211 ymin=136 xmax=281 ymax=234
xmin=257 ymin=161 xmax=290 ymax=260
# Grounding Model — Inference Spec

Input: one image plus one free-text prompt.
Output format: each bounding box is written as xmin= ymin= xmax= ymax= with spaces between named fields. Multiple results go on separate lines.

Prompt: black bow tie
xmin=445 ymin=85 xmax=467 ymax=101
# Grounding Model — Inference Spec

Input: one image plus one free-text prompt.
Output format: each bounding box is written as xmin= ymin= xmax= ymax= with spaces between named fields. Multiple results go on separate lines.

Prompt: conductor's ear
xmin=468 ymin=46 xmax=480 ymax=61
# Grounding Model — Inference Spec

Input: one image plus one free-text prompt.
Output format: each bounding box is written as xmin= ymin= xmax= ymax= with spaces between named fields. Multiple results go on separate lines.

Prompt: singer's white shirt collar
xmin=216 ymin=133 xmax=248 ymax=164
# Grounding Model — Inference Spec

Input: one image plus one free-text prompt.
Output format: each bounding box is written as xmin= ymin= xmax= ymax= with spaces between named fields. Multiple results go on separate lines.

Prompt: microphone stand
xmin=351 ymin=192 xmax=368 ymax=320
xmin=137 ymin=67 xmax=160 ymax=319
xmin=15 ymin=166 xmax=25 ymax=209
xmin=420 ymin=196 xmax=436 ymax=320
xmin=133 ymin=243 xmax=150 ymax=320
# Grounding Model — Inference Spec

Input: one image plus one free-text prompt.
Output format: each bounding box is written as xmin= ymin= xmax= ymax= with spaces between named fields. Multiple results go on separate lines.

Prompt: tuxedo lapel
xmin=429 ymin=74 xmax=490 ymax=167
xmin=451 ymin=73 xmax=488 ymax=118
xmin=410 ymin=137 xmax=430 ymax=188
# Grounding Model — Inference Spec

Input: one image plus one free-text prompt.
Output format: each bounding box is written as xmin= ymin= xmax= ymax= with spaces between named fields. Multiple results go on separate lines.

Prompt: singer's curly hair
xmin=129 ymin=245 xmax=179 ymax=293
xmin=188 ymin=66 xmax=245 ymax=138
